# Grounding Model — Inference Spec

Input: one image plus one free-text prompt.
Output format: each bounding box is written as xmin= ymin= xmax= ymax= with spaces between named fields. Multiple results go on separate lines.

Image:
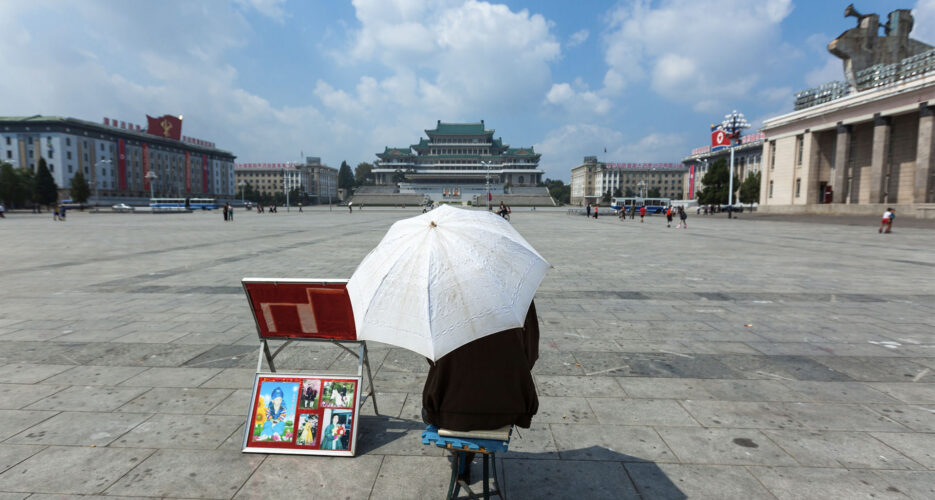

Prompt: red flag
xmin=488 ymin=192 xmax=492 ymax=201
xmin=146 ymin=114 xmax=182 ymax=140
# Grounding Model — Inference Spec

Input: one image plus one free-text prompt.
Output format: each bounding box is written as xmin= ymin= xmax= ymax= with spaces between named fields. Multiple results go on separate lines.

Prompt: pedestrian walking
xmin=53 ymin=204 xmax=60 ymax=221
xmin=618 ymin=206 xmax=626 ymax=221
xmin=593 ymin=204 xmax=598 ymax=219
xmin=223 ymin=204 xmax=229 ymax=221
xmin=879 ymin=208 xmax=895 ymax=233
xmin=639 ymin=205 xmax=646 ymax=223
xmin=348 ymin=201 xmax=353 ymax=214
xmin=0 ymin=202 xmax=6 ymax=218
xmin=630 ymin=206 xmax=635 ymax=220
xmin=298 ymin=202 xmax=303 ymax=212
xmin=665 ymin=206 xmax=673 ymax=228
xmin=59 ymin=204 xmax=66 ymax=221
xmin=678 ymin=206 xmax=688 ymax=229
xmin=585 ymin=202 xmax=591 ymax=219
xmin=228 ymin=203 xmax=234 ymax=222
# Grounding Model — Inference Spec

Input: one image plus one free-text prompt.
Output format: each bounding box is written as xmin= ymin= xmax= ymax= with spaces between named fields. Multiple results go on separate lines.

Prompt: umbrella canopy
xmin=347 ymin=205 xmax=549 ymax=361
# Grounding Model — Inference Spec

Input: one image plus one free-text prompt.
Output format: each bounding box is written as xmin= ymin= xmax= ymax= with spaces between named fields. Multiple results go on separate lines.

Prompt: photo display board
xmin=243 ymin=374 xmax=362 ymax=456
xmin=242 ymin=279 xmax=357 ymax=341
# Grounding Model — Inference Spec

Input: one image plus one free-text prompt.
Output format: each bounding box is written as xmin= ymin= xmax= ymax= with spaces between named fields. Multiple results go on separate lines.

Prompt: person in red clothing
xmin=639 ymin=205 xmax=647 ymax=223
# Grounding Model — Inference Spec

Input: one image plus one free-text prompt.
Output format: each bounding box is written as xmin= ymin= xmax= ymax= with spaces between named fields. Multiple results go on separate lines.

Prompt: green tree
xmin=69 ymin=171 xmax=91 ymax=205
xmin=739 ymin=170 xmax=761 ymax=204
xmin=354 ymin=162 xmax=374 ymax=186
xmin=647 ymin=187 xmax=661 ymax=198
xmin=34 ymin=158 xmax=58 ymax=209
xmin=624 ymin=187 xmax=635 ymax=197
xmin=696 ymin=159 xmax=739 ymax=205
xmin=0 ymin=162 xmax=20 ymax=206
xmin=602 ymin=189 xmax=611 ymax=202
xmin=612 ymin=187 xmax=623 ymax=198
xmin=338 ymin=161 xmax=355 ymax=195
xmin=391 ymin=169 xmax=407 ymax=183
xmin=543 ymin=178 xmax=570 ymax=205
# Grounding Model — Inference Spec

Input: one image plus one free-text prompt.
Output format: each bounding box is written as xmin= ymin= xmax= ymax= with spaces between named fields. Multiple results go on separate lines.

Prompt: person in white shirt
xmin=879 ymin=208 xmax=894 ymax=233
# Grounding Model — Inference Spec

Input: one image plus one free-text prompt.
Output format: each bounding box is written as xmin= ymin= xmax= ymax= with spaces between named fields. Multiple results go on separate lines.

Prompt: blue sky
xmin=2 ymin=0 xmax=933 ymax=181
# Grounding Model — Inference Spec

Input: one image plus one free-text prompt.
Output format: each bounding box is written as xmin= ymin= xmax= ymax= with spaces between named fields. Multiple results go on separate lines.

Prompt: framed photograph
xmin=243 ymin=373 xmax=361 ymax=456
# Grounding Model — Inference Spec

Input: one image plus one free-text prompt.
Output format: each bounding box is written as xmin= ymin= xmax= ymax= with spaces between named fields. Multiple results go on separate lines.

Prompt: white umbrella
xmin=347 ymin=205 xmax=549 ymax=361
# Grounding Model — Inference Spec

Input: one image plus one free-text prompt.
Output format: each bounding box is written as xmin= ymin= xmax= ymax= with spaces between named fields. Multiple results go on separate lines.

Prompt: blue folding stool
xmin=422 ymin=424 xmax=512 ymax=499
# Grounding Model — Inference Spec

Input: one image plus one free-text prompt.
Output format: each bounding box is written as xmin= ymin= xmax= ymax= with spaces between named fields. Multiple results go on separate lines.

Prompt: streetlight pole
xmin=145 ymin=171 xmax=157 ymax=205
xmin=481 ymin=160 xmax=491 ymax=210
xmin=720 ymin=110 xmax=750 ymax=207
xmin=94 ymin=159 xmax=111 ymax=210
xmin=238 ymin=180 xmax=246 ymax=206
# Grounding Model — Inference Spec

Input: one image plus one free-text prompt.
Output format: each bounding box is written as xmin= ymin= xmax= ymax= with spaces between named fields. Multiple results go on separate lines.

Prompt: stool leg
xmin=483 ymin=454 xmax=490 ymax=499
xmin=447 ymin=452 xmax=460 ymax=500
xmin=491 ymin=454 xmax=502 ymax=499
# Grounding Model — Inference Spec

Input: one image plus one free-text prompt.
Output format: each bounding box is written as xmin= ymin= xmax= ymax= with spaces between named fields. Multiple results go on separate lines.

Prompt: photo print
xmin=251 ymin=380 xmax=299 ymax=443
xmin=321 ymin=380 xmax=356 ymax=408
xmin=296 ymin=414 xmax=319 ymax=447
xmin=321 ymin=408 xmax=353 ymax=451
xmin=300 ymin=379 xmax=320 ymax=409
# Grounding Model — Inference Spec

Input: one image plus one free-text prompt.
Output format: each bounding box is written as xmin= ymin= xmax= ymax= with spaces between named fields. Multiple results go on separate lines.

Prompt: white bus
xmin=610 ymin=197 xmax=671 ymax=214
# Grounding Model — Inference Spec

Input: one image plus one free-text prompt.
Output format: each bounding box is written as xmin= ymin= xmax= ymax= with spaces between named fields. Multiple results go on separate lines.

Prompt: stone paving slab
xmin=0 ymin=211 xmax=933 ymax=498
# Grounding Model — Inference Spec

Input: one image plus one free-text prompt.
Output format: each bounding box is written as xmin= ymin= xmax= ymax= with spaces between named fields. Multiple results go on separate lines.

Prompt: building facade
xmin=0 ymin=115 xmax=236 ymax=201
xmin=681 ymin=133 xmax=764 ymax=200
xmin=570 ymin=156 xmax=686 ymax=206
xmin=234 ymin=157 xmax=338 ymax=203
xmin=758 ymin=6 xmax=935 ymax=216
xmin=372 ymin=120 xmax=544 ymax=189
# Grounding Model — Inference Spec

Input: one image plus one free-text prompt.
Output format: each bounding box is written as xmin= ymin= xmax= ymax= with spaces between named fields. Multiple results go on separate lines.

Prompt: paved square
xmin=0 ymin=208 xmax=933 ymax=498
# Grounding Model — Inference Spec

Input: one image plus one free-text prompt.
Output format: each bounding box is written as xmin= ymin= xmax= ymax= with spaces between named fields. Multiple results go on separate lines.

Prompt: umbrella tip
xmin=430 ymin=221 xmax=437 ymax=228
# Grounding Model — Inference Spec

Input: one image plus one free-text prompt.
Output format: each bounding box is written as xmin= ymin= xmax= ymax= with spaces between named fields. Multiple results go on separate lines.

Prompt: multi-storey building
xmin=570 ymin=156 xmax=686 ymax=206
xmin=234 ymin=157 xmax=338 ymax=203
xmin=681 ymin=133 xmax=765 ymax=200
xmin=0 ymin=115 xmax=236 ymax=201
xmin=371 ymin=120 xmax=544 ymax=202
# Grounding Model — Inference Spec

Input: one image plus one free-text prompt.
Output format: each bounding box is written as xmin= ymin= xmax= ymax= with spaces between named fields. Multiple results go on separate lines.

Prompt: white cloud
xmin=568 ymin=29 xmax=589 ymax=47
xmin=235 ymin=0 xmax=288 ymax=22
xmin=545 ymin=83 xmax=612 ymax=115
xmin=601 ymin=0 xmax=794 ymax=109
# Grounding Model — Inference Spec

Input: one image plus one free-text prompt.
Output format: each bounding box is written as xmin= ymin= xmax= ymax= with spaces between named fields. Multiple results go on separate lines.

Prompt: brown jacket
xmin=422 ymin=301 xmax=539 ymax=431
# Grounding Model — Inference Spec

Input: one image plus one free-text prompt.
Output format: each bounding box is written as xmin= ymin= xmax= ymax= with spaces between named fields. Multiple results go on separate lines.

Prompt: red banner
xmin=689 ymin=164 xmax=696 ymax=199
xmin=146 ymin=114 xmax=182 ymax=140
xmin=142 ymin=144 xmax=150 ymax=191
xmin=202 ymin=155 xmax=209 ymax=193
xmin=185 ymin=152 xmax=192 ymax=193
xmin=117 ymin=139 xmax=127 ymax=190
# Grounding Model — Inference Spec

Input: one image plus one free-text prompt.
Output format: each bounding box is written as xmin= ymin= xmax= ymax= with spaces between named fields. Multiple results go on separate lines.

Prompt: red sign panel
xmin=117 ymin=139 xmax=127 ymax=190
xmin=142 ymin=144 xmax=150 ymax=191
xmin=689 ymin=164 xmax=696 ymax=199
xmin=243 ymin=280 xmax=357 ymax=341
xmin=202 ymin=155 xmax=209 ymax=193
xmin=711 ymin=129 xmax=730 ymax=149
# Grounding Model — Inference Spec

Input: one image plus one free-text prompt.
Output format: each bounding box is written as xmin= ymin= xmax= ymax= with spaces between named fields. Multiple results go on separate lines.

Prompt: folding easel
xmin=242 ymin=278 xmax=378 ymax=414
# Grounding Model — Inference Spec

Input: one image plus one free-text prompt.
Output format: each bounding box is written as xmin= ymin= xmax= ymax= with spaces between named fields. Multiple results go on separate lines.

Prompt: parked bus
xmin=149 ymin=198 xmax=190 ymax=213
xmin=188 ymin=198 xmax=217 ymax=210
xmin=610 ymin=197 xmax=671 ymax=214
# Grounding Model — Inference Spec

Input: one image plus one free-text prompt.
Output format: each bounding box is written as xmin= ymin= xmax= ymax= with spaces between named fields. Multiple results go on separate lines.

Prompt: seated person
xmin=422 ymin=300 xmax=539 ymax=432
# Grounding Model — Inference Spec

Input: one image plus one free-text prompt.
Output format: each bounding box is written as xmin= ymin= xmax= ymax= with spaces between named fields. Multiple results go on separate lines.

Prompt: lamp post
xmin=145 ymin=171 xmax=157 ymax=204
xmin=94 ymin=159 xmax=112 ymax=210
xmin=720 ymin=110 xmax=751 ymax=207
xmin=637 ymin=180 xmax=647 ymax=199
xmin=239 ymin=180 xmax=246 ymax=206
xmin=481 ymin=160 xmax=491 ymax=210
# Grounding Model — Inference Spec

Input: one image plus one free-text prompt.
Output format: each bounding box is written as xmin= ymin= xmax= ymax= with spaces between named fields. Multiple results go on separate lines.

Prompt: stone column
xmin=869 ymin=113 xmax=891 ymax=203
xmin=803 ymin=131 xmax=821 ymax=204
xmin=759 ymin=140 xmax=772 ymax=204
xmin=832 ymin=123 xmax=850 ymax=203
xmin=914 ymin=103 xmax=934 ymax=203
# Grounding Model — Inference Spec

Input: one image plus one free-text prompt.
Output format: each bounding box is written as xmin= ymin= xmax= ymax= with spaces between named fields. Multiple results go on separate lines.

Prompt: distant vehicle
xmin=610 ymin=196 xmax=671 ymax=214
xmin=189 ymin=197 xmax=217 ymax=210
xmin=149 ymin=198 xmax=191 ymax=213
xmin=61 ymin=199 xmax=89 ymax=209
xmin=112 ymin=203 xmax=133 ymax=213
